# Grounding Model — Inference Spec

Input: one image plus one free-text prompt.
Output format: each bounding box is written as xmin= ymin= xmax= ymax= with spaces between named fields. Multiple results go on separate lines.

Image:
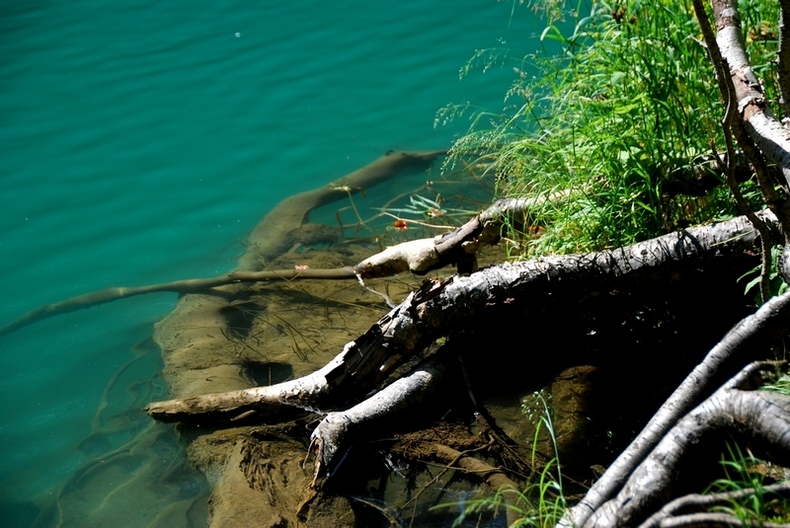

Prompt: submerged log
xmin=239 ymin=149 xmax=447 ymax=270
xmin=0 ymin=159 xmax=533 ymax=339
xmin=0 ymin=150 xmax=446 ymax=338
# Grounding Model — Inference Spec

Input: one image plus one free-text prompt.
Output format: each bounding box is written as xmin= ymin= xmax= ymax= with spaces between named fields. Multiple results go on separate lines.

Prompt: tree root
xmin=639 ymin=482 xmax=790 ymax=528
xmin=576 ymin=360 xmax=790 ymax=528
xmin=561 ymin=289 xmax=790 ymax=528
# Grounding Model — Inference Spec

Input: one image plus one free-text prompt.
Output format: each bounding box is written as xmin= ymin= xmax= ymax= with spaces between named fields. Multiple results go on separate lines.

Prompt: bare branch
xmin=698 ymin=0 xmax=790 ymax=235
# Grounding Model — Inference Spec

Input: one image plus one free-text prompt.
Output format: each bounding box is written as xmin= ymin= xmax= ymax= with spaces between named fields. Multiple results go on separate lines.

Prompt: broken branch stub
xmin=310 ymin=359 xmax=447 ymax=487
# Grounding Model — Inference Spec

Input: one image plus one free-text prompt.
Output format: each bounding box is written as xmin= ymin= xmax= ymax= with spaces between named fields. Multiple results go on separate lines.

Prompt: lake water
xmin=0 ymin=1 xmax=546 ymax=525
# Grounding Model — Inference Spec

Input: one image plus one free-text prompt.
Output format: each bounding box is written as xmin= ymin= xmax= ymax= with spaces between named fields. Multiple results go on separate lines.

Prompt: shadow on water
xmin=22 ymin=337 xmax=210 ymax=528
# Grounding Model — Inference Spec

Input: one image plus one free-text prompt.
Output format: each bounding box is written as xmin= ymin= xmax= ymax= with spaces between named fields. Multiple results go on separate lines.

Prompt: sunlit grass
xmin=440 ymin=0 xmax=779 ymax=257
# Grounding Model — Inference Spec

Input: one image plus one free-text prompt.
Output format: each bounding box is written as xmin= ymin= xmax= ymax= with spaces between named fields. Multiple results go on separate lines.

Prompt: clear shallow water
xmin=0 ymin=1 xmax=544 ymax=525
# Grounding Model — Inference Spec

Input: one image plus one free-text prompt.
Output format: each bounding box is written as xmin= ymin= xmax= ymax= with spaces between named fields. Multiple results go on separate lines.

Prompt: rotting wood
xmin=18 ymin=1 xmax=790 ymax=525
xmin=140 ymin=207 xmax=789 ymax=526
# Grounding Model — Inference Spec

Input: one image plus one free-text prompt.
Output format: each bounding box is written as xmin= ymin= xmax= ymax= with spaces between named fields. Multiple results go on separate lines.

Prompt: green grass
xmin=440 ymin=390 xmax=567 ymax=528
xmin=440 ymin=0 xmax=780 ymax=258
xmin=706 ymin=442 xmax=790 ymax=525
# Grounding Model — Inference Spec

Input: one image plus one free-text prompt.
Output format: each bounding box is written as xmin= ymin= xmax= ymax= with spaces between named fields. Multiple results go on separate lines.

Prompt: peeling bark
xmin=695 ymin=0 xmax=790 ymax=234
xmin=28 ymin=2 xmax=790 ymax=525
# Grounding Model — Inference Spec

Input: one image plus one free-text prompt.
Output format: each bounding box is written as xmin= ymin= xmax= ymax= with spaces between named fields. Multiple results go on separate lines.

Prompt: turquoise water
xmin=0 ymin=2 xmax=544 ymax=525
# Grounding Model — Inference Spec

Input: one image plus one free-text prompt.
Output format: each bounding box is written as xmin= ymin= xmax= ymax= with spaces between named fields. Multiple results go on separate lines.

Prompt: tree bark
xmin=639 ymin=482 xmax=790 ymax=528
xmin=694 ymin=0 xmax=790 ymax=234
xmin=580 ymin=361 xmax=790 ymax=528
xmin=309 ymin=358 xmax=447 ymax=487
xmin=146 ymin=211 xmax=775 ymax=423
xmin=560 ymin=289 xmax=790 ymax=528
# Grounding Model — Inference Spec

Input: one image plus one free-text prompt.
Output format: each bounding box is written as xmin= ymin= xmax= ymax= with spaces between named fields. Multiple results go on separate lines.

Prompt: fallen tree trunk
xmin=140 ymin=206 xmax=790 ymax=526
xmin=145 ymin=210 xmax=777 ymax=423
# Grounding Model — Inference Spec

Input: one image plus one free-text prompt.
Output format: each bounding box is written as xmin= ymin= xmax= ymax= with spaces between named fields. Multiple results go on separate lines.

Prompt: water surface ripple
xmin=0 ymin=2 xmax=542 ymax=525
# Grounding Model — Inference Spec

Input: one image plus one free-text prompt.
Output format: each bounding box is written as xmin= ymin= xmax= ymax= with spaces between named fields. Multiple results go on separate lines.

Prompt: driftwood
xmin=144 ymin=210 xmax=777 ymax=423
xmin=309 ymin=357 xmax=447 ymax=486
xmin=146 ymin=0 xmax=790 ymax=525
